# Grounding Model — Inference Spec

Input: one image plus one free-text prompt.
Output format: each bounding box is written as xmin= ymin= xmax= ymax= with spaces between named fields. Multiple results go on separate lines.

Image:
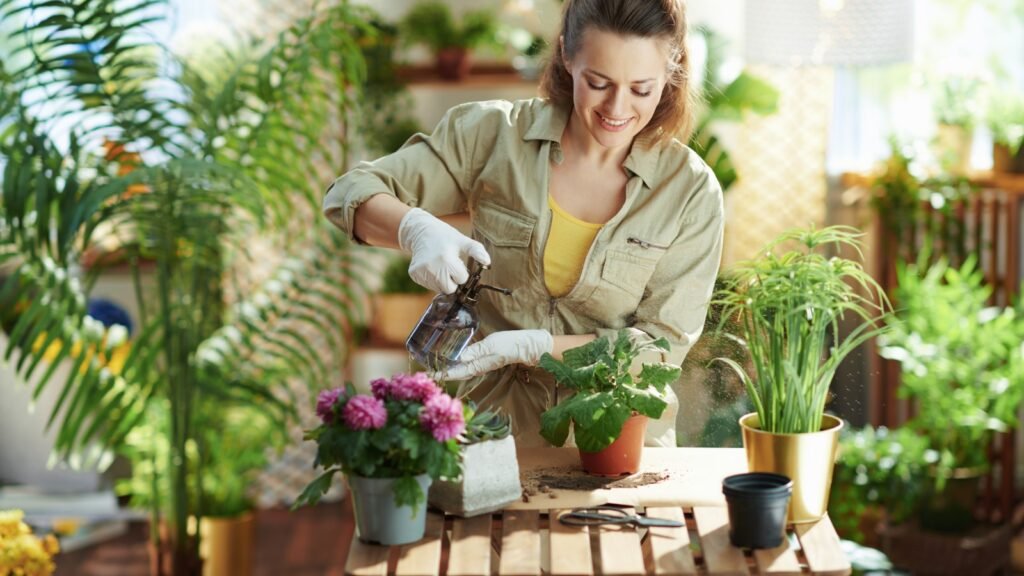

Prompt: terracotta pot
xmin=436 ymin=47 xmax=470 ymax=81
xmin=993 ymin=142 xmax=1024 ymax=174
xmin=577 ymin=414 xmax=647 ymax=476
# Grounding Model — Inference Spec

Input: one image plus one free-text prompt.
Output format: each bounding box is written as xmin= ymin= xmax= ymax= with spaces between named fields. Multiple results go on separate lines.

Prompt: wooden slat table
xmin=344 ymin=506 xmax=851 ymax=576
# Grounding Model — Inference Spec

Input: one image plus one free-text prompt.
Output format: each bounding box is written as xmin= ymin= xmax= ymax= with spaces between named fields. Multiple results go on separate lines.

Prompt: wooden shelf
xmin=396 ymin=64 xmax=537 ymax=88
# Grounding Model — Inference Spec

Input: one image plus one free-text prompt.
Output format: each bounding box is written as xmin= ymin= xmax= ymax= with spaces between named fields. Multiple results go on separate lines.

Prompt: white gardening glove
xmin=398 ymin=207 xmax=490 ymax=294
xmin=441 ymin=330 xmax=554 ymax=381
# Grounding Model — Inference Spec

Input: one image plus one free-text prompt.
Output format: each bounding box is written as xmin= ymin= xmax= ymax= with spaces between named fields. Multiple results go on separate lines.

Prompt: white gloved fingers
xmin=408 ymin=261 xmax=451 ymax=294
xmin=445 ymin=253 xmax=471 ymax=287
xmin=462 ymin=240 xmax=491 ymax=267
xmin=442 ymin=354 xmax=500 ymax=380
xmin=456 ymin=341 xmax=486 ymax=364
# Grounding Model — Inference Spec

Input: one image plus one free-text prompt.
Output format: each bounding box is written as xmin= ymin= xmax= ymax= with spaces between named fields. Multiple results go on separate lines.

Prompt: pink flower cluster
xmin=318 ymin=373 xmax=464 ymax=441
xmin=420 ymin=393 xmax=466 ymax=442
xmin=371 ymin=372 xmax=441 ymax=402
xmin=343 ymin=395 xmax=387 ymax=430
xmin=316 ymin=388 xmax=345 ymax=424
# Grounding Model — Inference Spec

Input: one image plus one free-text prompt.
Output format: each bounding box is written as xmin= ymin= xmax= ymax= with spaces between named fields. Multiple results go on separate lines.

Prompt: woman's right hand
xmin=398 ymin=208 xmax=491 ymax=294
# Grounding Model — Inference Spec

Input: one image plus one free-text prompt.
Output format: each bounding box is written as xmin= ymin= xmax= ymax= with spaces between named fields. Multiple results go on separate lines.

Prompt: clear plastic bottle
xmin=406 ymin=260 xmax=510 ymax=372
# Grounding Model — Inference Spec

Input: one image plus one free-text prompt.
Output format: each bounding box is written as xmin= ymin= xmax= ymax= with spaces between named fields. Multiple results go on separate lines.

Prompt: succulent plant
xmin=460 ymin=402 xmax=511 ymax=444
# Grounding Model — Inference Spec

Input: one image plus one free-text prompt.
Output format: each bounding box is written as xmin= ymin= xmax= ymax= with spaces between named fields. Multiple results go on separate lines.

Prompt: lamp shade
xmin=745 ymin=0 xmax=914 ymax=66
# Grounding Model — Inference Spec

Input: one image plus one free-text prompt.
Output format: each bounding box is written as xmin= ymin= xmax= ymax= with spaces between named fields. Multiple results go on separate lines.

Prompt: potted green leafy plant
xmin=714 ymin=226 xmax=889 ymax=522
xmin=828 ymin=425 xmax=929 ymax=545
xmin=984 ymin=87 xmax=1024 ymax=174
xmin=932 ymin=76 xmax=981 ymax=175
xmin=372 ymin=254 xmax=434 ymax=346
xmin=539 ymin=330 xmax=681 ymax=476
xmin=117 ymin=401 xmax=285 ymax=576
xmin=0 ymin=1 xmax=373 ymax=574
xmin=400 ymin=1 xmax=499 ymax=81
xmin=293 ymin=373 xmax=463 ymax=545
xmin=428 ymin=403 xmax=521 ymax=516
xmin=878 ymin=255 xmax=1024 ymax=532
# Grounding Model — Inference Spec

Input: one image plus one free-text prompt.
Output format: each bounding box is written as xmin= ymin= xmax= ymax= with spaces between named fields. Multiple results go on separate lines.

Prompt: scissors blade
xmin=635 ymin=517 xmax=685 ymax=528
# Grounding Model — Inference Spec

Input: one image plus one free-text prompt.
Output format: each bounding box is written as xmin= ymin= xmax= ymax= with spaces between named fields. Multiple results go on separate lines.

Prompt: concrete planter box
xmin=428 ymin=436 xmax=521 ymax=517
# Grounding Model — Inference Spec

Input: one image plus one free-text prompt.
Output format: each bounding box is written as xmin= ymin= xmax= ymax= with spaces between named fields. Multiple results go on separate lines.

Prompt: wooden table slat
xmin=645 ymin=507 xmax=697 ymax=575
xmin=395 ymin=511 xmax=445 ymax=576
xmin=752 ymin=539 xmax=803 ymax=576
xmin=595 ymin=508 xmax=646 ymax=576
xmin=693 ymin=507 xmax=749 ymax=576
xmin=549 ymin=510 xmax=594 ymax=576
xmin=499 ymin=509 xmax=542 ymax=576
xmin=447 ymin=514 xmax=493 ymax=576
xmin=344 ymin=536 xmax=390 ymax=576
xmin=794 ymin=514 xmax=852 ymax=576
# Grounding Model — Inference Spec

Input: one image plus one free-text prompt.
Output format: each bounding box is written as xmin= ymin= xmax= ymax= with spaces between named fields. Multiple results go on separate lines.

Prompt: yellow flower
xmin=0 ymin=510 xmax=59 ymax=576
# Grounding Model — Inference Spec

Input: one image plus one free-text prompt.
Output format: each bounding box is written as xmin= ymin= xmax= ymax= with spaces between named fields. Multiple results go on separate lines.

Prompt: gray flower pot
xmin=429 ymin=435 xmax=521 ymax=517
xmin=349 ymin=473 xmax=432 ymax=545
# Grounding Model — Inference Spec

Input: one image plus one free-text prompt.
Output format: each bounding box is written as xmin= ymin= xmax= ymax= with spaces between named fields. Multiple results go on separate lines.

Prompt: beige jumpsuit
xmin=324 ymin=98 xmax=724 ymax=448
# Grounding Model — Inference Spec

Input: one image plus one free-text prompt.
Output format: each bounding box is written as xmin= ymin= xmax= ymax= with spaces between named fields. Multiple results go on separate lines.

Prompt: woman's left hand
xmin=440 ymin=329 xmax=553 ymax=380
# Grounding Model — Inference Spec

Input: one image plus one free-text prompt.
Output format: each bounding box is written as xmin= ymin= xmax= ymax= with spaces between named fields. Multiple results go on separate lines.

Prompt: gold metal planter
xmin=199 ymin=511 xmax=255 ymax=576
xmin=739 ymin=413 xmax=843 ymax=524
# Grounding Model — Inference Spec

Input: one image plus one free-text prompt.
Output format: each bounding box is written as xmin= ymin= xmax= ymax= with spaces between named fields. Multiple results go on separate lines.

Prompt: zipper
xmin=627 ymin=236 xmax=670 ymax=250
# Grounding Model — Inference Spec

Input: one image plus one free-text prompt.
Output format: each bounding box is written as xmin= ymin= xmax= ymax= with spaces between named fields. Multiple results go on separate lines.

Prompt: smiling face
xmin=563 ymin=28 xmax=670 ymax=151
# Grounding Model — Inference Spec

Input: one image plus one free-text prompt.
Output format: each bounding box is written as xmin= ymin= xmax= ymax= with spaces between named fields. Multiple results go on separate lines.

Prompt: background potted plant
xmin=116 ymin=400 xmax=286 ymax=576
xmin=984 ymin=86 xmax=1024 ymax=174
xmin=828 ymin=425 xmax=929 ymax=547
xmin=399 ymin=1 xmax=499 ymax=81
xmin=878 ymin=255 xmax=1024 ymax=533
xmin=371 ymin=254 xmax=434 ymax=346
xmin=714 ymin=226 xmax=889 ymax=522
xmin=0 ymin=1 xmax=374 ymax=573
xmin=293 ymin=373 xmax=464 ymax=545
xmin=539 ymin=330 xmax=681 ymax=476
xmin=931 ymin=76 xmax=980 ymax=175
xmin=428 ymin=403 xmax=521 ymax=517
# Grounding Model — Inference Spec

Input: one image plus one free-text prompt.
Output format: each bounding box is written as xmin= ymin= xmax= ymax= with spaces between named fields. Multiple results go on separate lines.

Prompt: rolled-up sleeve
xmin=596 ymin=171 xmax=724 ymax=366
xmin=323 ymin=103 xmax=482 ymax=240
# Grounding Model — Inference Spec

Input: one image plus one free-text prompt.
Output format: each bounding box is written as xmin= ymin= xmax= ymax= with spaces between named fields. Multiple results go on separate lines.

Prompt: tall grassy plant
xmin=0 ymin=1 xmax=373 ymax=574
xmin=714 ymin=226 xmax=889 ymax=434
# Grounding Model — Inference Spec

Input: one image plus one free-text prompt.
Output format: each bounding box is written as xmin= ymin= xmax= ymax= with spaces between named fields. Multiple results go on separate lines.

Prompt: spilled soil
xmin=520 ymin=466 xmax=671 ymax=503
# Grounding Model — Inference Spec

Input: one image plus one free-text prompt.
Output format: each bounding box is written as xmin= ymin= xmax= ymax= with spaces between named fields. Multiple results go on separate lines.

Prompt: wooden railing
xmin=848 ymin=170 xmax=1024 ymax=523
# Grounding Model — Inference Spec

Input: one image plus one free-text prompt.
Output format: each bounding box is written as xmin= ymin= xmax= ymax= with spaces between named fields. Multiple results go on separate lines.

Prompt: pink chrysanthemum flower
xmin=343 ymin=395 xmax=387 ymax=430
xmin=419 ymin=394 xmax=465 ymax=442
xmin=370 ymin=377 xmax=391 ymax=400
xmin=390 ymin=372 xmax=441 ymax=402
xmin=316 ymin=387 xmax=345 ymax=424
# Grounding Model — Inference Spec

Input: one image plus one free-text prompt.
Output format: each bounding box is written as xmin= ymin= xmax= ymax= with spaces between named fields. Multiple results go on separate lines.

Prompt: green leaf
xmin=637 ymin=363 xmax=681 ymax=393
xmin=574 ymin=404 xmax=631 ymax=453
xmin=564 ymin=391 xmax=614 ymax=428
xmin=392 ymin=475 xmax=425 ymax=512
xmin=562 ymin=336 xmax=609 ymax=369
xmin=620 ymin=384 xmax=668 ymax=419
xmin=539 ymin=401 xmax=571 ymax=447
xmin=291 ymin=468 xmax=339 ymax=509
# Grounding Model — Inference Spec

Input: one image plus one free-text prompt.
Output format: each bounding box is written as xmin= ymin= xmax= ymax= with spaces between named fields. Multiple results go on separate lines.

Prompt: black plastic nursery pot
xmin=722 ymin=472 xmax=793 ymax=549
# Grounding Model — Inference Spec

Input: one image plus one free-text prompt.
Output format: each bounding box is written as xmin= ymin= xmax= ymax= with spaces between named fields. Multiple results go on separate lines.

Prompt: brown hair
xmin=539 ymin=0 xmax=694 ymax=145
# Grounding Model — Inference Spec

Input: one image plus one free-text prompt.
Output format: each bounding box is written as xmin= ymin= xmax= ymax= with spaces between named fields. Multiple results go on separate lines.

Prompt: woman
xmin=324 ymin=0 xmax=723 ymax=448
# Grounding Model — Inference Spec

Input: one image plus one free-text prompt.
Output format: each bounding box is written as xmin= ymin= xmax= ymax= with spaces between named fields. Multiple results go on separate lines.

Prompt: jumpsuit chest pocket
xmin=577 ymin=249 xmax=659 ymax=320
xmin=473 ymin=201 xmax=535 ymax=290
xmin=474 ymin=201 xmax=535 ymax=248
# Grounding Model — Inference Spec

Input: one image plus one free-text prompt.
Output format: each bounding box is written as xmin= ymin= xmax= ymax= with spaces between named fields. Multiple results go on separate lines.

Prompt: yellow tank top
xmin=544 ymin=195 xmax=602 ymax=297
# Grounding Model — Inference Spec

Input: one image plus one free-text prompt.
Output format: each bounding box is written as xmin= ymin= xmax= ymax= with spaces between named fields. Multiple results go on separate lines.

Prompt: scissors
xmin=559 ymin=506 xmax=685 ymax=528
